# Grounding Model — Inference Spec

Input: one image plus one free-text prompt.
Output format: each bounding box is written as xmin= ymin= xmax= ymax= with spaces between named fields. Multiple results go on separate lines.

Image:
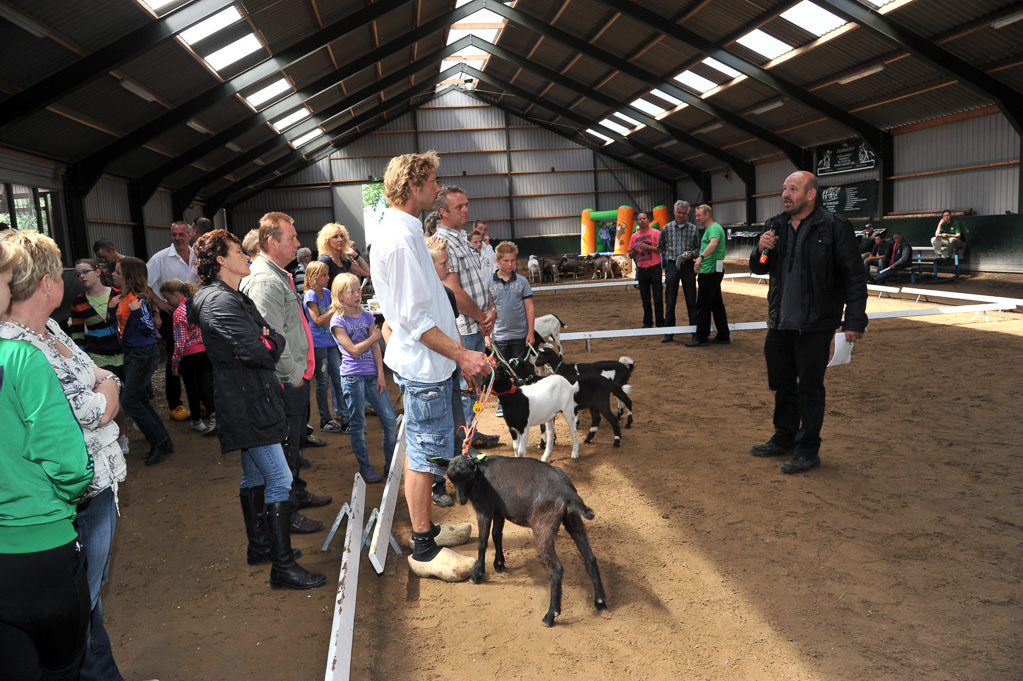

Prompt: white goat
xmin=533 ymin=313 xmax=566 ymax=354
xmin=527 ymin=255 xmax=541 ymax=283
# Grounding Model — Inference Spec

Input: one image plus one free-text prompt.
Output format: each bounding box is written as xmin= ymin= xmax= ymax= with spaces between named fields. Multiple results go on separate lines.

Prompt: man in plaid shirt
xmin=658 ymin=200 xmax=702 ymax=343
xmin=434 ymin=185 xmax=499 ymax=448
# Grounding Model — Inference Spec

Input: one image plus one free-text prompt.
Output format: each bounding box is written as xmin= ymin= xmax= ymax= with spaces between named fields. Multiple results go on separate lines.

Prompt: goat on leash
xmin=491 ymin=369 xmax=579 ymax=462
xmin=533 ymin=313 xmax=566 ymax=354
xmin=534 ymin=346 xmax=635 ymax=428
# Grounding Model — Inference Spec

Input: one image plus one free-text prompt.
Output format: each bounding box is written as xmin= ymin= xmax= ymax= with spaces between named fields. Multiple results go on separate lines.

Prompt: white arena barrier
xmin=369 ymin=416 xmax=406 ymax=574
xmin=324 ymin=473 xmax=366 ymax=681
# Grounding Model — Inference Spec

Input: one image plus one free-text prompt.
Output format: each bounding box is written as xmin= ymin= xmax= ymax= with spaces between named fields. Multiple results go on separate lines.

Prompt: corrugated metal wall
xmin=710 ymin=170 xmax=747 ymax=226
xmin=143 ymin=190 xmax=173 ymax=256
xmin=893 ymin=114 xmax=1019 ymax=215
xmin=84 ymin=177 xmax=135 ymax=257
xmin=755 ymin=158 xmax=797 ymax=222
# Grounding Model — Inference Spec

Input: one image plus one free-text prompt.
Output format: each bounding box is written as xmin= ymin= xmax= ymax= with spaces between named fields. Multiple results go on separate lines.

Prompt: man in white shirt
xmin=372 ymin=151 xmax=489 ymax=582
xmin=147 ymin=221 xmax=198 ymax=421
xmin=474 ymin=220 xmax=497 ymax=275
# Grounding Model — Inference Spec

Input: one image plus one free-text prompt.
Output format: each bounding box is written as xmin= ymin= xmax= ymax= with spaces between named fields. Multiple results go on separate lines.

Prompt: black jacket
xmin=188 ymin=280 xmax=288 ymax=453
xmin=749 ymin=206 xmax=868 ymax=334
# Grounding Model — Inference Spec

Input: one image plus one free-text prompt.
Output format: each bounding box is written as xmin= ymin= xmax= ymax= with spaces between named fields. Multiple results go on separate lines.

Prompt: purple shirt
xmin=330 ymin=309 xmax=377 ymax=376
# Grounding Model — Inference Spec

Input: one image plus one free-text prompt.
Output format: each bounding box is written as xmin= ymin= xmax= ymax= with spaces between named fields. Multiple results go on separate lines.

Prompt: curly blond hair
xmin=383 ymin=151 xmax=440 ymax=206
xmin=316 ymin=223 xmax=349 ymax=259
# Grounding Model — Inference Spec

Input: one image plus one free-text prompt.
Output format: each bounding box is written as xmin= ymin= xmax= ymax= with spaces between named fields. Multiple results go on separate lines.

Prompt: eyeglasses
xmin=76 ymin=269 xmax=96 ymax=277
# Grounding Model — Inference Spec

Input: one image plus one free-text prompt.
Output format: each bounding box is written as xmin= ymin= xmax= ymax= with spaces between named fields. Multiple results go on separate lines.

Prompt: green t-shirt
xmin=85 ymin=293 xmax=123 ymax=368
xmin=939 ymin=219 xmax=964 ymax=240
xmin=699 ymin=222 xmax=727 ymax=274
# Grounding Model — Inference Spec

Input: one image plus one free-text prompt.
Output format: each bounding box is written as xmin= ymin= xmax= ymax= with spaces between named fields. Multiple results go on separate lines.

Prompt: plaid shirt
xmin=435 ymin=225 xmax=488 ymax=336
xmin=171 ymin=298 xmax=205 ymax=370
xmin=658 ymin=220 xmax=701 ymax=261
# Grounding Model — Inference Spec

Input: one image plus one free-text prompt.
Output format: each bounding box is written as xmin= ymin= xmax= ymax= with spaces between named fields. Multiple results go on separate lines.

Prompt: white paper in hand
xmin=827 ymin=332 xmax=853 ymax=367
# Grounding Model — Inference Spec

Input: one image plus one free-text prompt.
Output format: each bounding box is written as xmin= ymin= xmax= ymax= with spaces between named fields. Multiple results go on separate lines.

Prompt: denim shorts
xmin=393 ymin=374 xmax=452 ymax=477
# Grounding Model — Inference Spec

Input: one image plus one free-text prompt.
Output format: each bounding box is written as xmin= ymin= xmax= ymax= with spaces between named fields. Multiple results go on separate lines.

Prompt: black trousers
xmin=0 ymin=539 xmax=90 ymax=681
xmin=159 ymin=310 xmax=182 ymax=410
xmin=636 ymin=264 xmax=664 ymax=328
xmin=664 ymin=260 xmax=697 ymax=329
xmin=695 ymin=271 xmax=729 ymax=341
xmin=178 ymin=351 xmax=215 ymax=420
xmin=764 ymin=328 xmax=833 ymax=458
xmin=281 ymin=381 xmax=310 ymax=519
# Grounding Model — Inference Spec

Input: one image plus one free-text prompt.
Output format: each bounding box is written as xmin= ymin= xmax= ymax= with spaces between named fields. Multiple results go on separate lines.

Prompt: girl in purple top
xmin=303 ymin=261 xmax=347 ymax=433
xmin=329 ymin=273 xmax=397 ymax=483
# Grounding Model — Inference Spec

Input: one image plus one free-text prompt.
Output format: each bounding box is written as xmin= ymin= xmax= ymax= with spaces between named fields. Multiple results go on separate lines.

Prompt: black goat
xmin=534 ymin=346 xmax=635 ymax=429
xmin=437 ymin=454 xmax=607 ymax=626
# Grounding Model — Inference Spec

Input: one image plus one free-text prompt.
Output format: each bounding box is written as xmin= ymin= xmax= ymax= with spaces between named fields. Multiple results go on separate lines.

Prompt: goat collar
xmin=493 ymin=384 xmax=518 ymax=395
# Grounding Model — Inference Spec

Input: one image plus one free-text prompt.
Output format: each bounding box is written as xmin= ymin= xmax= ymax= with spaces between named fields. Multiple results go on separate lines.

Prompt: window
xmin=291 ymin=129 xmax=323 ymax=147
xmin=674 ymin=70 xmax=718 ymax=94
xmin=271 ymin=108 xmax=310 ymax=132
xmin=779 ymin=1 xmax=846 ymax=37
xmin=735 ymin=29 xmax=793 ymax=60
xmin=245 ymin=78 xmax=292 ymax=108
xmin=180 ymin=6 xmax=242 ymax=45
xmin=204 ymin=34 xmax=263 ymax=71
xmin=702 ymin=57 xmax=741 ymax=79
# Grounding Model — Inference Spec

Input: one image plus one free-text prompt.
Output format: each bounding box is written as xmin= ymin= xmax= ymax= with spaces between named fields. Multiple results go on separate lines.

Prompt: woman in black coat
xmin=189 ymin=230 xmax=326 ymax=591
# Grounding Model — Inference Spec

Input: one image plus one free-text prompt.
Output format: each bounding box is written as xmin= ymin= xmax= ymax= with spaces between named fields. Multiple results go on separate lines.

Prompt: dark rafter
xmin=486 ymin=1 xmax=810 ymax=170
xmin=0 ymin=0 xmax=236 ymax=129
xmin=592 ymin=0 xmax=885 ymax=152
xmin=816 ymin=0 xmax=1023 ymax=136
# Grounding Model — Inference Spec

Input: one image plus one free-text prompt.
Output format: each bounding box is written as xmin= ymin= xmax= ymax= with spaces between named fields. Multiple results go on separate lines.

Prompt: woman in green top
xmin=0 ymin=239 xmax=95 ymax=680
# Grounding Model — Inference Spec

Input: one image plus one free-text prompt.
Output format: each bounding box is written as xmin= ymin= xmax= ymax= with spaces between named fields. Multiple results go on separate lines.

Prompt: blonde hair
xmin=0 ymin=230 xmax=62 ymax=303
xmin=329 ymin=272 xmax=360 ymax=313
xmin=0 ymin=240 xmax=24 ymax=277
xmin=257 ymin=211 xmax=293 ymax=252
xmin=303 ymin=260 xmax=329 ymax=291
xmin=696 ymin=203 xmax=713 ymax=217
xmin=383 ymin=151 xmax=440 ymax=206
xmin=495 ymin=240 xmax=518 ymax=257
xmin=159 ymin=278 xmax=198 ymax=299
xmin=241 ymin=229 xmax=260 ymax=258
xmin=424 ymin=236 xmax=449 ymax=262
xmin=316 ymin=223 xmax=349 ymax=259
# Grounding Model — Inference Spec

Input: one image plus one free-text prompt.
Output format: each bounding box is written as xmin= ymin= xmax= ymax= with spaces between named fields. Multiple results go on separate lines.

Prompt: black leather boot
xmin=264 ymin=501 xmax=327 ymax=590
xmin=240 ymin=487 xmax=301 ymax=565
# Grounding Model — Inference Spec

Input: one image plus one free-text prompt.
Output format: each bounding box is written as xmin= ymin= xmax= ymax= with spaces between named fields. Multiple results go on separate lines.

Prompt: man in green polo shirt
xmin=685 ymin=204 xmax=730 ymax=347
xmin=931 ymin=210 xmax=966 ymax=260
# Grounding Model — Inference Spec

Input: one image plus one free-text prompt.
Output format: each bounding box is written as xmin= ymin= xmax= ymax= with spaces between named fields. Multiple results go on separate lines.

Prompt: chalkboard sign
xmin=820 ymin=180 xmax=877 ymax=218
xmin=816 ymin=141 xmax=875 ymax=176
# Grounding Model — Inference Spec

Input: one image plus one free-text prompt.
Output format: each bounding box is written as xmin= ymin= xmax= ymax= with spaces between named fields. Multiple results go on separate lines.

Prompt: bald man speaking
xmin=748 ymin=171 xmax=867 ymax=474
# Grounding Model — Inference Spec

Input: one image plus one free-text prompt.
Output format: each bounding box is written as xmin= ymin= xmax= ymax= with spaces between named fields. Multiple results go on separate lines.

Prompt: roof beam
xmin=815 ymin=0 xmax=1023 ymax=135
xmin=459 ymin=64 xmax=707 ymax=188
xmin=484 ymin=0 xmax=810 ymax=170
xmin=472 ymin=36 xmax=753 ymax=184
xmin=177 ymin=39 xmax=472 ymax=208
xmin=75 ymin=0 xmax=415 ymax=193
xmin=590 ymin=0 xmax=884 ymax=153
xmin=207 ymin=66 xmax=462 ymax=211
xmin=138 ymin=0 xmax=488 ymax=201
xmin=0 ymin=0 xmax=236 ymax=130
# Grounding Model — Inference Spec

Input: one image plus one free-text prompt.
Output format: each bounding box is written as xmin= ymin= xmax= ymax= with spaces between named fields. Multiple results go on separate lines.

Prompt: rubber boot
xmin=241 ymin=487 xmax=300 ymax=565
xmin=265 ymin=501 xmax=327 ymax=590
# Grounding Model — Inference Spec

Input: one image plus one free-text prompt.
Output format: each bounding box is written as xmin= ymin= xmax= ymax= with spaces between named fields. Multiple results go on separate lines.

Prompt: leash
xmin=458 ymin=355 xmax=498 ymax=457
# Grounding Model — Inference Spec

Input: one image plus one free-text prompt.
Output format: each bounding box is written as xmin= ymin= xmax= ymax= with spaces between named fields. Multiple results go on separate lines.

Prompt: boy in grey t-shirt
xmin=487 ymin=241 xmax=535 ymax=367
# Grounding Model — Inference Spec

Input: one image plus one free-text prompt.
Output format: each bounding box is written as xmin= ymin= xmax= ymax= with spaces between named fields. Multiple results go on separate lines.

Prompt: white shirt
xmin=147 ymin=244 xmax=198 ymax=302
xmin=371 ymin=208 xmax=458 ymax=383
xmin=480 ymin=241 xmax=497 ymax=276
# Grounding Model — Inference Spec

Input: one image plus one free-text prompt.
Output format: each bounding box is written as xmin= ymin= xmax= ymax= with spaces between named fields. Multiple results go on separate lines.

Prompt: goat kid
xmin=437 ymin=454 xmax=607 ymax=627
xmin=533 ymin=313 xmax=566 ymax=354
xmin=492 ymin=369 xmax=579 ymax=462
xmin=527 ymin=255 xmax=541 ymax=283
xmin=534 ymin=346 xmax=635 ymax=428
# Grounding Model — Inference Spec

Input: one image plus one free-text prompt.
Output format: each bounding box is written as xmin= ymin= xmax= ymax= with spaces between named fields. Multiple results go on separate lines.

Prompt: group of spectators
xmin=858 ymin=211 xmax=965 ymax=284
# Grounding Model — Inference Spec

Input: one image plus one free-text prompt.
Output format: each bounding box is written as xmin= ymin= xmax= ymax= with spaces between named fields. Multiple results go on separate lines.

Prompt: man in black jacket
xmin=748 ymin=171 xmax=868 ymax=474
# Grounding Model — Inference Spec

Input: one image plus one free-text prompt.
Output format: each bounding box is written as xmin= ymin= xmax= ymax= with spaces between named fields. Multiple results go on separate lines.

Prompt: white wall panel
xmin=85 ymin=178 xmax=130 ymax=223
xmin=515 ymin=216 xmax=577 ymax=238
xmin=436 ymin=150 xmax=506 ymax=176
xmin=894 ymin=165 xmax=1018 ymax=216
xmin=712 ymin=200 xmax=746 ymax=226
xmin=755 ymin=158 xmax=798 ymax=193
xmin=143 ymin=190 xmax=172 ymax=227
xmin=513 ymin=171 xmax=591 ymax=195
xmin=511 ymin=148 xmax=590 ymax=172
xmin=288 ymin=158 xmax=330 ymax=184
xmin=0 ymin=150 xmax=62 ymax=189
xmin=88 ymin=223 xmax=135 ymax=257
xmin=458 ymin=175 xmax=510 ymax=199
xmin=895 ymin=114 xmax=1019 ymax=175
xmin=331 ymin=157 xmax=382 ymax=183
xmin=419 ymin=129 xmax=505 ymax=152
xmin=418 ymin=103 xmax=503 ymax=131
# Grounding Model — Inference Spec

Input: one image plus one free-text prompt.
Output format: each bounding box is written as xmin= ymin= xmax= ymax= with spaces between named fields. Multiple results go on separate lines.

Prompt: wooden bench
xmin=907 ymin=246 xmax=961 ymax=283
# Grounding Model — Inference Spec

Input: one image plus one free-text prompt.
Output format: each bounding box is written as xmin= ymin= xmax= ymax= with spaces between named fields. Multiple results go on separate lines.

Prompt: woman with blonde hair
xmin=0 ymin=230 xmax=130 ymax=680
xmin=302 ymin=260 xmax=347 ymax=433
xmin=316 ymin=222 xmax=370 ymax=288
xmin=112 ymin=256 xmax=173 ymax=466
xmin=160 ymin=278 xmax=216 ymax=435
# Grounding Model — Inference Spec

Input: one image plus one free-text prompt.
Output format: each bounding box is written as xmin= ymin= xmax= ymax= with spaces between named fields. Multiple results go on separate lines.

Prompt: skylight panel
xmin=674 ymin=70 xmax=718 ymax=94
xmin=861 ymin=0 xmax=896 ymax=6
xmin=204 ymin=33 xmax=262 ymax=71
xmin=735 ymin=29 xmax=793 ymax=60
xmin=631 ymin=98 xmax=667 ymax=117
xmin=599 ymin=119 xmax=631 ymax=136
xmin=614 ymin=112 xmax=640 ymax=127
xmin=180 ymin=6 xmax=242 ymax=45
xmin=245 ymin=78 xmax=291 ymax=108
xmin=271 ymin=108 xmax=310 ymax=132
xmin=585 ymin=129 xmax=611 ymax=142
xmin=649 ymin=89 xmax=683 ymax=107
xmin=780 ymin=1 xmax=845 ymax=36
xmin=702 ymin=57 xmax=741 ymax=79
xmin=291 ymin=129 xmax=323 ymax=147
xmin=447 ymin=28 xmax=499 ymax=44
xmin=141 ymin=0 xmax=178 ymax=10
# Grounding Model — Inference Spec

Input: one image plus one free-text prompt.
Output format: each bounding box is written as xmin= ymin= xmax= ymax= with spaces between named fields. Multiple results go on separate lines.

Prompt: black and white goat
xmin=437 ymin=454 xmax=607 ymax=627
xmin=492 ymin=369 xmax=579 ymax=462
xmin=533 ymin=314 xmax=566 ymax=355
xmin=534 ymin=346 xmax=635 ymax=428
xmin=509 ymin=357 xmax=630 ymax=449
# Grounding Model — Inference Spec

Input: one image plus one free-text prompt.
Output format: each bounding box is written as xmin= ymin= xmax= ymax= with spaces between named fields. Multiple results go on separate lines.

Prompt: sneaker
xmin=338 ymin=422 xmax=351 ymax=434
xmin=304 ymin=433 xmax=327 ymax=448
xmin=290 ymin=514 xmax=324 ymax=534
xmin=750 ymin=441 xmax=794 ymax=457
xmin=432 ymin=491 xmax=454 ymax=507
xmin=117 ymin=434 xmax=130 ymax=456
xmin=360 ymin=466 xmax=384 ymax=483
xmin=684 ymin=338 xmax=709 ymax=347
xmin=495 ymin=404 xmax=504 ymax=417
xmin=204 ymin=414 xmax=217 ymax=436
xmin=661 ymin=334 xmax=674 ymax=343
xmin=321 ymin=420 xmax=345 ymax=433
xmin=781 ymin=455 xmax=821 ymax=474
xmin=169 ymin=405 xmax=190 ymax=421
xmin=190 ymin=420 xmax=208 ymax=433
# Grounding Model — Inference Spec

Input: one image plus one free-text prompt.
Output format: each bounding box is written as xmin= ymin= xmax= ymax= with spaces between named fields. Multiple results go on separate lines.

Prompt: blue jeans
xmin=393 ymin=374 xmax=452 ymax=477
xmin=121 ymin=345 xmax=170 ymax=448
xmin=240 ymin=444 xmax=294 ymax=503
xmin=459 ymin=332 xmax=485 ymax=424
xmin=341 ymin=374 xmax=398 ymax=472
xmin=313 ymin=345 xmax=344 ymax=426
xmin=75 ymin=489 xmax=124 ymax=681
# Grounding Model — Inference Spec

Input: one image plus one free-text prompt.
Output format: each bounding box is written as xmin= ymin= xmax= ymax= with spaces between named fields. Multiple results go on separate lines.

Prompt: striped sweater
xmin=69 ymin=288 xmax=124 ymax=361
